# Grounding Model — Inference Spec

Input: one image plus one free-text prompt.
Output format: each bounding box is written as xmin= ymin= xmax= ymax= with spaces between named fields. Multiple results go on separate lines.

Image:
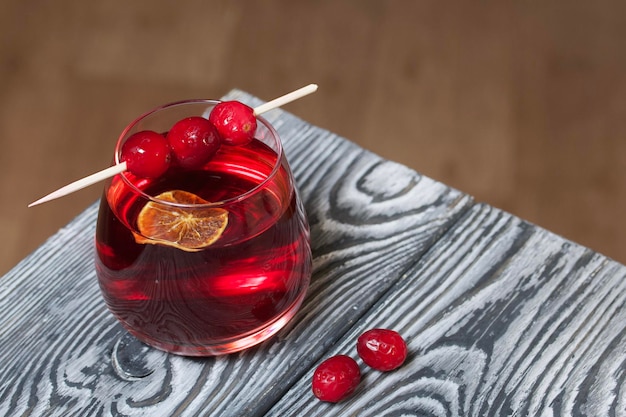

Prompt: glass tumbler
xmin=95 ymin=100 xmax=312 ymax=356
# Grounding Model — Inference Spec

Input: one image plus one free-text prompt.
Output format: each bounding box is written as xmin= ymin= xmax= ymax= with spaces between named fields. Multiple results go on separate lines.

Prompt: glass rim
xmin=113 ymin=99 xmax=284 ymax=208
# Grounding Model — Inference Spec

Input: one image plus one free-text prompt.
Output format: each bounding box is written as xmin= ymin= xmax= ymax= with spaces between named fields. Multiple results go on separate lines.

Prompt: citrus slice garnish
xmin=134 ymin=190 xmax=228 ymax=252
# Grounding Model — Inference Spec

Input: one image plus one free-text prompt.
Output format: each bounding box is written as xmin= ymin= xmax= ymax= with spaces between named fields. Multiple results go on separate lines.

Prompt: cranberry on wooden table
xmin=356 ymin=328 xmax=407 ymax=371
xmin=312 ymin=355 xmax=361 ymax=403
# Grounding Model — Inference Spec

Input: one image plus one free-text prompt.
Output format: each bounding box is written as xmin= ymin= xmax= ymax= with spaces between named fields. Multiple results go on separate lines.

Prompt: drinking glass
xmin=95 ymin=100 xmax=312 ymax=356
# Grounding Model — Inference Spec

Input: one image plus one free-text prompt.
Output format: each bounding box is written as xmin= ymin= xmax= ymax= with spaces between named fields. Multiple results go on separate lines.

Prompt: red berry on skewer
xmin=208 ymin=101 xmax=257 ymax=146
xmin=356 ymin=329 xmax=407 ymax=371
xmin=28 ymin=85 xmax=318 ymax=207
xmin=312 ymin=355 xmax=361 ymax=403
xmin=167 ymin=116 xmax=221 ymax=169
xmin=121 ymin=130 xmax=171 ymax=178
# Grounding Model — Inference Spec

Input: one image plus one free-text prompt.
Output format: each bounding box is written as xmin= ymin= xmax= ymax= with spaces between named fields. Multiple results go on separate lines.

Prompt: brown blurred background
xmin=2 ymin=1 xmax=626 ymax=275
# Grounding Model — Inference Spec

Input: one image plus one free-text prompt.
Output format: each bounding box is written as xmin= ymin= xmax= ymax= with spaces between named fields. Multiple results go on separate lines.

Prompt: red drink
xmin=95 ymin=101 xmax=312 ymax=356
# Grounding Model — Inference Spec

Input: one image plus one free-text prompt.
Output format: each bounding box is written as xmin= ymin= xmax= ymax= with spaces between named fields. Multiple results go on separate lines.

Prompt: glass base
xmin=115 ymin=292 xmax=306 ymax=357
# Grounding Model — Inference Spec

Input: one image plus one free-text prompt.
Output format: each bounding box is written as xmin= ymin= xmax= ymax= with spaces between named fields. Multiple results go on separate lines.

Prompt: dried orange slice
xmin=134 ymin=190 xmax=228 ymax=251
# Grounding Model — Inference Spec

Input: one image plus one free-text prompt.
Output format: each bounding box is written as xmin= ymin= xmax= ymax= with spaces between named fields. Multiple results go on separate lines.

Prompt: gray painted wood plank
xmin=0 ymin=91 xmax=473 ymax=416
xmin=268 ymin=203 xmax=626 ymax=416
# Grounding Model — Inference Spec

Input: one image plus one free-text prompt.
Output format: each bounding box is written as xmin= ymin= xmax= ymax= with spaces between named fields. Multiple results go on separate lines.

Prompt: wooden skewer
xmin=253 ymin=83 xmax=317 ymax=115
xmin=28 ymin=84 xmax=318 ymax=208
xmin=28 ymin=163 xmax=128 ymax=208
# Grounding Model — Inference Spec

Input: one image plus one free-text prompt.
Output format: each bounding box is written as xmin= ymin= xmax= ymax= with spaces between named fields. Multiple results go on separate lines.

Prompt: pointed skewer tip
xmin=27 ymin=162 xmax=127 ymax=208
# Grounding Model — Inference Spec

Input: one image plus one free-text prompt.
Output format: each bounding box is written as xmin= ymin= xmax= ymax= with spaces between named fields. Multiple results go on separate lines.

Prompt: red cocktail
xmin=95 ymin=100 xmax=312 ymax=356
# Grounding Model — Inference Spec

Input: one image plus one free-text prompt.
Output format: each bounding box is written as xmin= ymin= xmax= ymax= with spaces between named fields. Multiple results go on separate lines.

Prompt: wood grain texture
xmin=269 ymin=204 xmax=626 ymax=416
xmin=0 ymin=91 xmax=473 ymax=416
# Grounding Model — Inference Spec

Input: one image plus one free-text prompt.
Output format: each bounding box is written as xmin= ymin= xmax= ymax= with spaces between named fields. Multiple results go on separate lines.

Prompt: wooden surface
xmin=2 ymin=1 xmax=626 ymax=276
xmin=270 ymin=204 xmax=626 ymax=416
xmin=1 ymin=92 xmax=624 ymax=416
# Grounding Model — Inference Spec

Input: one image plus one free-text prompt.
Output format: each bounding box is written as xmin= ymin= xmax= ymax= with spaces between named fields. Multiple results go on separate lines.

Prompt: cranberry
xmin=121 ymin=130 xmax=171 ymax=178
xmin=167 ymin=116 xmax=221 ymax=169
xmin=357 ymin=329 xmax=407 ymax=371
xmin=312 ymin=355 xmax=361 ymax=403
xmin=208 ymin=101 xmax=257 ymax=146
